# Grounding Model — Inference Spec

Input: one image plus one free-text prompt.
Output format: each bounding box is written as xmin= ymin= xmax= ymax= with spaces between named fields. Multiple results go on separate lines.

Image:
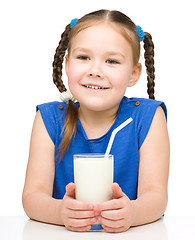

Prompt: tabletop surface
xmin=0 ymin=216 xmax=195 ymax=240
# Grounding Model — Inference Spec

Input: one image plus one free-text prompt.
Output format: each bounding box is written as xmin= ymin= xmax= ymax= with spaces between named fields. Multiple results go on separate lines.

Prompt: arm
xmin=22 ymin=111 xmax=96 ymax=231
xmin=131 ymin=105 xmax=170 ymax=226
xmin=22 ymin=110 xmax=62 ymax=225
xmin=95 ymin=106 xmax=170 ymax=232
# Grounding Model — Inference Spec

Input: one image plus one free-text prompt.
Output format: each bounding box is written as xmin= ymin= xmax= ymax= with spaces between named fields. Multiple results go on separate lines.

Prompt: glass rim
xmin=74 ymin=153 xmax=113 ymax=158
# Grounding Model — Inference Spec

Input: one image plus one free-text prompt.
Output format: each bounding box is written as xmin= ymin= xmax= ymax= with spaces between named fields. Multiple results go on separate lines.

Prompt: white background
xmin=0 ymin=0 xmax=195 ymax=216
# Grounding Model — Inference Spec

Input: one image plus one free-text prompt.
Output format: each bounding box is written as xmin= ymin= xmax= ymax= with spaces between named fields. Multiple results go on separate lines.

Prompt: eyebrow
xmin=72 ymin=47 xmax=125 ymax=59
xmin=72 ymin=47 xmax=90 ymax=53
xmin=105 ymin=51 xmax=125 ymax=59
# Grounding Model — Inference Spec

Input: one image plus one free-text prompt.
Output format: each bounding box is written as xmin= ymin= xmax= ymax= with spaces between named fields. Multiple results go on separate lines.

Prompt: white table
xmin=0 ymin=216 xmax=195 ymax=240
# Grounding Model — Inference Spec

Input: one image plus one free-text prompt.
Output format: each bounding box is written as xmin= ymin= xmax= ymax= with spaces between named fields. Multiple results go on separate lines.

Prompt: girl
xmin=22 ymin=9 xmax=170 ymax=233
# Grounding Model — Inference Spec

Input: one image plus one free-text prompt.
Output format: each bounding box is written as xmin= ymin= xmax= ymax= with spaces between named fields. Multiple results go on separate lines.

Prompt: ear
xmin=128 ymin=63 xmax=142 ymax=87
xmin=65 ymin=55 xmax=69 ymax=76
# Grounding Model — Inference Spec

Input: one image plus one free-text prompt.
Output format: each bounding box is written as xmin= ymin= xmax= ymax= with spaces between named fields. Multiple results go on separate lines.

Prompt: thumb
xmin=112 ymin=183 xmax=125 ymax=199
xmin=65 ymin=182 xmax=75 ymax=198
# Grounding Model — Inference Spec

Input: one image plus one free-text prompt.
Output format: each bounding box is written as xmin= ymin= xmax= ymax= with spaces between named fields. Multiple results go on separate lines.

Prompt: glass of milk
xmin=74 ymin=154 xmax=114 ymax=231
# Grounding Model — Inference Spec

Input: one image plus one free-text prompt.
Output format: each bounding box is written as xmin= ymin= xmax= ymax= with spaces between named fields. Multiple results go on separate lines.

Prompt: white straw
xmin=105 ymin=117 xmax=133 ymax=158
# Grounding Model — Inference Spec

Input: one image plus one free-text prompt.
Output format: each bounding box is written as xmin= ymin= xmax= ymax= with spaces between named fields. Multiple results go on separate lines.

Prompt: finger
xmin=101 ymin=224 xmax=125 ymax=233
xmin=67 ymin=199 xmax=93 ymax=211
xmin=67 ymin=216 xmax=97 ymax=228
xmin=101 ymin=209 xmax=124 ymax=220
xmin=66 ymin=208 xmax=95 ymax=219
xmin=99 ymin=216 xmax=125 ymax=228
xmin=96 ymin=199 xmax=123 ymax=211
xmin=65 ymin=182 xmax=75 ymax=198
xmin=112 ymin=183 xmax=125 ymax=199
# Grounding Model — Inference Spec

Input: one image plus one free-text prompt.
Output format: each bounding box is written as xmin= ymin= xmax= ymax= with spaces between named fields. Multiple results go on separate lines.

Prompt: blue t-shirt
xmin=37 ymin=96 xmax=167 ymax=200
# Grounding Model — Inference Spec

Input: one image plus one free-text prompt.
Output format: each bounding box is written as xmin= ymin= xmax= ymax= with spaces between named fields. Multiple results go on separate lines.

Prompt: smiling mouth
xmin=83 ymin=84 xmax=108 ymax=90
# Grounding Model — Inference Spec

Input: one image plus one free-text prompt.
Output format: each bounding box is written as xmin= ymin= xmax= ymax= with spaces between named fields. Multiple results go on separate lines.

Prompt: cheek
xmin=68 ymin=64 xmax=80 ymax=78
xmin=110 ymin=69 xmax=130 ymax=89
xmin=67 ymin=64 xmax=83 ymax=84
xmin=67 ymin=63 xmax=86 ymax=95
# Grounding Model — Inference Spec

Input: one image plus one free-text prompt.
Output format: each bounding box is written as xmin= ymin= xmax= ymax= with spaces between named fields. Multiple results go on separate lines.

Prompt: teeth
xmin=85 ymin=85 xmax=105 ymax=89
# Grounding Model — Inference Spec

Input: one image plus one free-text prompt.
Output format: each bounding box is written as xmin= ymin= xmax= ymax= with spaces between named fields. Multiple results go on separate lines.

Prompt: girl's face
xmin=66 ymin=22 xmax=141 ymax=112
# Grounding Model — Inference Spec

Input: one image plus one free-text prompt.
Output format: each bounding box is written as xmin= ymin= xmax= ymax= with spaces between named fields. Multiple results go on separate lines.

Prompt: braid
xmin=53 ymin=24 xmax=79 ymax=161
xmin=143 ymin=32 xmax=155 ymax=100
xmin=58 ymin=100 xmax=78 ymax=160
xmin=52 ymin=24 xmax=71 ymax=93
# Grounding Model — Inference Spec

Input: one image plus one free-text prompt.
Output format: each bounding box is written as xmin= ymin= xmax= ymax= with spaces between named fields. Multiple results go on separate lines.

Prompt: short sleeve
xmin=36 ymin=103 xmax=58 ymax=144
xmin=138 ymin=100 xmax=167 ymax=149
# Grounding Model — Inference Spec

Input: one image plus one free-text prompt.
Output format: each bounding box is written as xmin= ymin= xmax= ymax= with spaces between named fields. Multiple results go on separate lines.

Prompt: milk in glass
xmin=74 ymin=154 xmax=114 ymax=203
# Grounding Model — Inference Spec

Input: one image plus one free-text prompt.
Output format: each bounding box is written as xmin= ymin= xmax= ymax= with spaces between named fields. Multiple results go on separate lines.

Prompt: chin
xmin=85 ymin=103 xmax=109 ymax=112
xmin=76 ymin=93 xmax=121 ymax=112
xmin=81 ymin=99 xmax=120 ymax=113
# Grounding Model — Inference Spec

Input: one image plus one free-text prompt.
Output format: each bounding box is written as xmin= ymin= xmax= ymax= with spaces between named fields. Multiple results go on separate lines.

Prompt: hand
xmin=94 ymin=183 xmax=135 ymax=233
xmin=59 ymin=182 xmax=97 ymax=232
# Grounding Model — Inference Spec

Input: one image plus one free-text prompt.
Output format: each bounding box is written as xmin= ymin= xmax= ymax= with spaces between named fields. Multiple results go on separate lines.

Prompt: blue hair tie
xmin=70 ymin=18 xmax=79 ymax=29
xmin=136 ymin=25 xmax=145 ymax=41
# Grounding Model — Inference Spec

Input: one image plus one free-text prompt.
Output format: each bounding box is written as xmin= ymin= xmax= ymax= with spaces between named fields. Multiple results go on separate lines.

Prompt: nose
xmin=89 ymin=73 xmax=101 ymax=78
xmin=88 ymin=61 xmax=103 ymax=78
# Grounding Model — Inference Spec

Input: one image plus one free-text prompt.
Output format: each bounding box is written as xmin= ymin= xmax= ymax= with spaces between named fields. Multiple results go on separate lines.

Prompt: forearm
xmin=131 ymin=191 xmax=168 ymax=227
xmin=22 ymin=191 xmax=63 ymax=226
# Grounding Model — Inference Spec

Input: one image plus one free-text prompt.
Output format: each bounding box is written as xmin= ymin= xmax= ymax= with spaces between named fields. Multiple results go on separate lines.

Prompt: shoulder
xmin=120 ymin=97 xmax=167 ymax=149
xmin=122 ymin=96 xmax=166 ymax=109
xmin=36 ymin=101 xmax=68 ymax=114
xmin=36 ymin=101 xmax=70 ymax=122
xmin=35 ymin=101 xmax=68 ymax=144
xmin=121 ymin=96 xmax=167 ymax=121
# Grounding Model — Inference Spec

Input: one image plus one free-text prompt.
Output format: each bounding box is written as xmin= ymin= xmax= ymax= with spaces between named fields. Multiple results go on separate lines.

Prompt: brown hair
xmin=52 ymin=9 xmax=155 ymax=159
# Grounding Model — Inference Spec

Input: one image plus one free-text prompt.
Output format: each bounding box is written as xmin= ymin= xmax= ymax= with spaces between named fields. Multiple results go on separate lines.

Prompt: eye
xmin=77 ymin=55 xmax=90 ymax=61
xmin=106 ymin=59 xmax=119 ymax=64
